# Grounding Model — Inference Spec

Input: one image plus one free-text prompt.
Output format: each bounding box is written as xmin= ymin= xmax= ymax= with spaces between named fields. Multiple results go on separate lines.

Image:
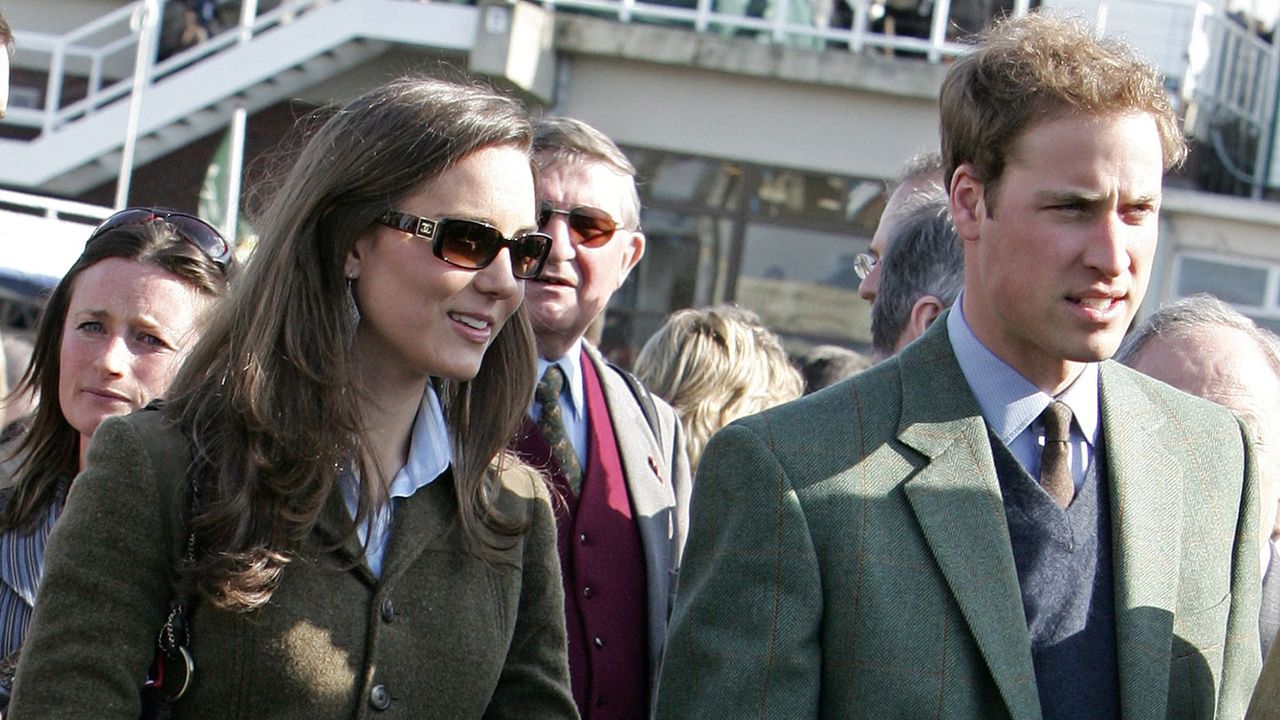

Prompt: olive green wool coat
xmin=8 ymin=410 xmax=578 ymax=719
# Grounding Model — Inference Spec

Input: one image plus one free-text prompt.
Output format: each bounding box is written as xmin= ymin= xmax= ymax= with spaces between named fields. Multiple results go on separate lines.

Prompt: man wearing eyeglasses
xmin=658 ymin=13 xmax=1260 ymax=720
xmin=512 ymin=116 xmax=692 ymax=720
xmin=869 ymin=188 xmax=962 ymax=361
xmin=856 ymin=152 xmax=944 ymax=304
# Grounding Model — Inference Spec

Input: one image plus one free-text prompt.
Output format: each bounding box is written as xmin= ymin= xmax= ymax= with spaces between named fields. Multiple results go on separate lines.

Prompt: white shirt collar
xmin=389 ymin=383 xmax=452 ymax=498
xmin=947 ymin=292 xmax=1100 ymax=447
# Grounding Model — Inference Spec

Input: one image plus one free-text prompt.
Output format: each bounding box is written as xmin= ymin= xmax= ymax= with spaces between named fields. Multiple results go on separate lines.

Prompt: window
xmin=602 ymin=147 xmax=884 ymax=365
xmin=1172 ymin=252 xmax=1280 ymax=330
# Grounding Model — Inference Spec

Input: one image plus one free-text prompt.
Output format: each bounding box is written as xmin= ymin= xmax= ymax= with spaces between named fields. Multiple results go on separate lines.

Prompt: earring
xmin=346 ymin=276 xmax=361 ymax=327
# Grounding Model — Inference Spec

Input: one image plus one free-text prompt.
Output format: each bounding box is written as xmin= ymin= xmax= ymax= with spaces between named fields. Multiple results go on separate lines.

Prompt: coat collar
xmin=1098 ymin=362 xmax=1183 ymax=720
xmin=311 ymin=469 xmax=457 ymax=588
xmin=895 ymin=318 xmax=1042 ymax=720
xmin=582 ymin=342 xmax=670 ymax=519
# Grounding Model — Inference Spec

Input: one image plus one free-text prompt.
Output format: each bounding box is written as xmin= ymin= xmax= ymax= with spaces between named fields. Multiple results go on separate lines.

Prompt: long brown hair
xmin=164 ymin=73 xmax=538 ymax=611
xmin=1 ymin=220 xmax=230 ymax=533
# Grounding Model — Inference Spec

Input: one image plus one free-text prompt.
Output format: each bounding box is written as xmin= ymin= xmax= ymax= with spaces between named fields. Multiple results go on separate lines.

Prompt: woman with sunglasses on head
xmin=9 ymin=74 xmax=575 ymax=720
xmin=0 ymin=210 xmax=232 ymax=710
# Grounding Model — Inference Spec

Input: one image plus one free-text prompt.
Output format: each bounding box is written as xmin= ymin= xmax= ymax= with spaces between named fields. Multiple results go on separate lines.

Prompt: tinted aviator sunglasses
xmin=377 ymin=211 xmax=552 ymax=280
xmin=537 ymin=201 xmax=628 ymax=247
xmin=88 ymin=208 xmax=233 ymax=271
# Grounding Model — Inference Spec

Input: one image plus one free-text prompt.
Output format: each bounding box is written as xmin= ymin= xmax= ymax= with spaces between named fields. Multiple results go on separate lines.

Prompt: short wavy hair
xmin=871 ymin=189 xmax=963 ymax=356
xmin=532 ymin=116 xmax=641 ymax=228
xmin=634 ymin=305 xmax=803 ymax=472
xmin=939 ymin=13 xmax=1186 ymax=207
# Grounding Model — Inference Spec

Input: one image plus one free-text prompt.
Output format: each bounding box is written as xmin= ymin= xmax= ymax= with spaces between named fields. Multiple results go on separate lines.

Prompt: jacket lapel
xmin=312 ymin=482 xmax=376 ymax=587
xmin=584 ymin=344 xmax=673 ymax=544
xmin=896 ymin=321 xmax=1042 ymax=720
xmin=1099 ymin=363 xmax=1182 ymax=720
xmin=583 ymin=343 xmax=676 ymax=682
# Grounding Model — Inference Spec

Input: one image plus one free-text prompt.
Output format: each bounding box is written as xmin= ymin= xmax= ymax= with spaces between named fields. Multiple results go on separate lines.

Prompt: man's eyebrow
xmin=1035 ymin=189 xmax=1105 ymax=204
xmin=1034 ymin=189 xmax=1161 ymax=206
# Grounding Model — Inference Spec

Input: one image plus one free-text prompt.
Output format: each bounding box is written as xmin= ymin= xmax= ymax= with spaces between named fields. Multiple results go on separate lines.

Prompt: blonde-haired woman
xmin=634 ymin=305 xmax=803 ymax=473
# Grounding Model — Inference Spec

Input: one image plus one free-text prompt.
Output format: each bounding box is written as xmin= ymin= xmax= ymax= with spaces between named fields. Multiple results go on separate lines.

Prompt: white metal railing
xmin=7 ymin=0 xmax=328 ymax=134
xmin=0 ymin=189 xmax=113 ymax=224
xmin=3 ymin=0 xmax=1278 ymax=196
xmin=537 ymin=0 xmax=983 ymax=57
xmin=1180 ymin=3 xmax=1280 ymax=197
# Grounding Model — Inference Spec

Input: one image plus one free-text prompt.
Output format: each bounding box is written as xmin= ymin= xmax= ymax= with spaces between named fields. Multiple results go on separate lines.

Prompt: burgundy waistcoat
xmin=512 ymin=355 xmax=649 ymax=720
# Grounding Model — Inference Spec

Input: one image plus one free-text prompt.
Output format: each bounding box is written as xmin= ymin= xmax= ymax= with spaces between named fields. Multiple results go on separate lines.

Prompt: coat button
xmin=369 ymin=684 xmax=391 ymax=710
xmin=579 ymin=532 xmax=588 ymax=544
xmin=583 ymin=586 xmax=593 ymax=598
xmin=380 ymin=598 xmax=395 ymax=622
xmin=593 ymin=636 xmax=604 ymax=648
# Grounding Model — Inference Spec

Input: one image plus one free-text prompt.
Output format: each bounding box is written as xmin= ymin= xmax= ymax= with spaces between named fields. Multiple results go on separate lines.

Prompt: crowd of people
xmin=0 ymin=7 xmax=1278 ymax=720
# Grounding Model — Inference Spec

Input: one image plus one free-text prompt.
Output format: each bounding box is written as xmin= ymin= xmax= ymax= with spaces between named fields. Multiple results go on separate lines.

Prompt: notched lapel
xmin=902 ymin=420 xmax=1041 ymax=720
xmin=589 ymin=346 xmax=674 ymax=526
xmin=313 ymin=485 xmax=376 ymax=587
xmin=1100 ymin=363 xmax=1182 ymax=720
xmin=896 ymin=323 xmax=1042 ymax=720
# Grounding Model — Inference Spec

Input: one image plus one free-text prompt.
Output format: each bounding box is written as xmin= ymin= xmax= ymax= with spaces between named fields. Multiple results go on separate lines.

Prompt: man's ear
xmin=616 ymin=230 xmax=646 ymax=287
xmin=897 ymin=295 xmax=946 ymax=352
xmin=949 ymin=163 xmax=985 ymax=243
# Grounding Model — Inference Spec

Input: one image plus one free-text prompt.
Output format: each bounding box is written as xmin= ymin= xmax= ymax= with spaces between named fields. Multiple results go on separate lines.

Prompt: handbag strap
xmin=158 ymin=452 xmax=203 ymax=658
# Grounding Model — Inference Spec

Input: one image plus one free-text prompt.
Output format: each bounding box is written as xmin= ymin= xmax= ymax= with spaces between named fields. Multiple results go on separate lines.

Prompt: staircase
xmin=1 ymin=0 xmax=482 ymax=196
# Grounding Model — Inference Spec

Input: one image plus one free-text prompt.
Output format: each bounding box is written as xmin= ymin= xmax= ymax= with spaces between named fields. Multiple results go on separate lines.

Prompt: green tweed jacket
xmin=8 ymin=409 xmax=578 ymax=719
xmin=656 ymin=317 xmax=1261 ymax=720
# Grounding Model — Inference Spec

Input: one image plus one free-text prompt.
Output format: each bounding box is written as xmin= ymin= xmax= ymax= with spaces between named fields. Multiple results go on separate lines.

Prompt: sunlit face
xmin=951 ymin=112 xmax=1165 ymax=393
xmin=1130 ymin=326 xmax=1280 ymax=550
xmin=58 ymin=258 xmax=209 ymax=465
xmin=525 ymin=160 xmax=644 ymax=359
xmin=347 ymin=145 xmax=533 ymax=384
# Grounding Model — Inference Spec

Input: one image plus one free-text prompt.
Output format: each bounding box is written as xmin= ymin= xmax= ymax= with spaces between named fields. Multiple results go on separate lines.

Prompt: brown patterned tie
xmin=1039 ymin=400 xmax=1074 ymax=508
xmin=536 ymin=365 xmax=583 ymax=494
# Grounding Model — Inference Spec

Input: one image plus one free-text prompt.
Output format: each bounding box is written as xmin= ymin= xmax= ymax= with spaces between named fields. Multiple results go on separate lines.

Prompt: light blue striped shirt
xmin=946 ymin=295 xmax=1099 ymax=488
xmin=341 ymin=385 xmax=452 ymax=577
xmin=0 ymin=475 xmax=69 ymax=663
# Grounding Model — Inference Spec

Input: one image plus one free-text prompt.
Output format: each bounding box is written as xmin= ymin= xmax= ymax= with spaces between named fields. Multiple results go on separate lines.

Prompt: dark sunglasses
xmin=377 ymin=211 xmax=552 ymax=280
xmin=88 ymin=208 xmax=232 ymax=271
xmin=537 ymin=201 xmax=626 ymax=248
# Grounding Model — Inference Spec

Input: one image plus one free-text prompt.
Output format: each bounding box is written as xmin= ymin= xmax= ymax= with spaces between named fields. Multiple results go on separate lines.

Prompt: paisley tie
xmin=536 ymin=365 xmax=583 ymax=494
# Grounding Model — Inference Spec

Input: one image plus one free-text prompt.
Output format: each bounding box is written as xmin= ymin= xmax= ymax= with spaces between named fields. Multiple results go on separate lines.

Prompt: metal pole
xmin=115 ymin=0 xmax=161 ymax=210
xmin=223 ymin=106 xmax=248 ymax=242
xmin=1252 ymin=37 xmax=1280 ymax=198
xmin=239 ymin=0 xmax=260 ymax=44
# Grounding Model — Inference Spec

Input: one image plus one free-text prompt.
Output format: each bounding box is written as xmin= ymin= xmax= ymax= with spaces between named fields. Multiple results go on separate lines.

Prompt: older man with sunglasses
xmin=511 ymin=116 xmax=692 ymax=720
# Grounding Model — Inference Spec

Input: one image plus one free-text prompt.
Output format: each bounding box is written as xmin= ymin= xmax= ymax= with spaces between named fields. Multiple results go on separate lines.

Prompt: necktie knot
xmin=537 ymin=365 xmax=565 ymax=405
xmin=1041 ymin=400 xmax=1073 ymax=443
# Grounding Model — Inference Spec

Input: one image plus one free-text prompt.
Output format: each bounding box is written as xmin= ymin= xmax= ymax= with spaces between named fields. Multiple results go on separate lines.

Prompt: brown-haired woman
xmin=8 ymin=75 xmax=577 ymax=718
xmin=0 ymin=211 xmax=232 ymax=708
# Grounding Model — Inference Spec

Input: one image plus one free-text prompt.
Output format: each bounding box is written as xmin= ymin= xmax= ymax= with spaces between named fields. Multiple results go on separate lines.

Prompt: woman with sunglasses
xmin=0 ymin=210 xmax=232 ymax=709
xmin=9 ymin=74 xmax=575 ymax=719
